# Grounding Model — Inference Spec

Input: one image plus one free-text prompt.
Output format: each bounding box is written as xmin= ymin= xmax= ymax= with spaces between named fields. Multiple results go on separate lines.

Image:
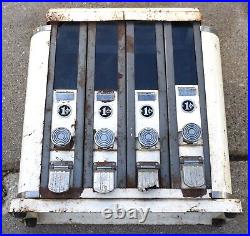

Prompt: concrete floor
xmin=2 ymin=2 xmax=248 ymax=234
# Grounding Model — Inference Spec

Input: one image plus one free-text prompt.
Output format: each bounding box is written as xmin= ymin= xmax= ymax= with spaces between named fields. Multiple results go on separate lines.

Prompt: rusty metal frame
xmin=126 ymin=22 xmax=137 ymax=188
xmin=40 ymin=24 xmax=57 ymax=192
xmin=117 ymin=22 xmax=127 ymax=188
xmin=155 ymin=23 xmax=171 ymax=188
xmin=83 ymin=23 xmax=96 ymax=188
xmin=163 ymin=23 xmax=181 ymax=188
xmin=73 ymin=23 xmax=87 ymax=188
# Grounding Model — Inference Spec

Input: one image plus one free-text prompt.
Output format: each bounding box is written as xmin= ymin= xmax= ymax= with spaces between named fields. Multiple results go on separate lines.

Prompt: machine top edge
xmin=46 ymin=8 xmax=202 ymax=23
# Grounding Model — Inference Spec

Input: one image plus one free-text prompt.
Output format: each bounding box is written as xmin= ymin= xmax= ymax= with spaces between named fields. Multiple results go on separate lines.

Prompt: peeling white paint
xmin=18 ymin=27 xmax=51 ymax=195
xmin=46 ymin=8 xmax=202 ymax=22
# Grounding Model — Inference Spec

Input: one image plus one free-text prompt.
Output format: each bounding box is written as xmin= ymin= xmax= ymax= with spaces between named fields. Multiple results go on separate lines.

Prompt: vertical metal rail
xmin=126 ymin=22 xmax=136 ymax=188
xmin=83 ymin=23 xmax=96 ymax=188
xmin=117 ymin=22 xmax=127 ymax=188
xmin=40 ymin=24 xmax=57 ymax=190
xmin=193 ymin=22 xmax=211 ymax=187
xmin=73 ymin=23 xmax=87 ymax=188
xmin=163 ymin=23 xmax=181 ymax=188
xmin=156 ymin=23 xmax=170 ymax=188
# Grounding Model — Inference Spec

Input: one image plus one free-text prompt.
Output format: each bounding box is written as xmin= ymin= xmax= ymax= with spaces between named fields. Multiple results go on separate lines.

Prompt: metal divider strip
xmin=73 ymin=23 xmax=87 ymax=188
xmin=193 ymin=22 xmax=212 ymax=187
xmin=126 ymin=22 xmax=136 ymax=188
xmin=83 ymin=22 xmax=96 ymax=188
xmin=156 ymin=23 xmax=170 ymax=188
xmin=163 ymin=23 xmax=181 ymax=188
xmin=117 ymin=22 xmax=127 ymax=188
xmin=40 ymin=24 xmax=57 ymax=190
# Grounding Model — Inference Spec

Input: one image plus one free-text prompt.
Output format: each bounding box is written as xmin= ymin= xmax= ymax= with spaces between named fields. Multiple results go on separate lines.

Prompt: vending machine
xmin=10 ymin=8 xmax=242 ymax=226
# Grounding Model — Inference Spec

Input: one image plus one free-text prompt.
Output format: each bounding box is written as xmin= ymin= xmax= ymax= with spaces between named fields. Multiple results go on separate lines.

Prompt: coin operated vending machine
xmin=10 ymin=8 xmax=242 ymax=226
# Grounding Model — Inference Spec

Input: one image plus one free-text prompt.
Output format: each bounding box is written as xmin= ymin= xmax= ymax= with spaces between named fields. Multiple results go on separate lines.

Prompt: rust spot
xmin=71 ymin=120 xmax=76 ymax=129
xmin=46 ymin=12 xmax=72 ymax=22
xmin=117 ymin=73 xmax=123 ymax=79
xmin=117 ymin=24 xmax=125 ymax=41
xmin=89 ymin=24 xmax=96 ymax=34
xmin=47 ymin=71 xmax=53 ymax=82
xmin=78 ymin=76 xmax=86 ymax=89
xmin=171 ymin=176 xmax=181 ymax=189
xmin=85 ymin=104 xmax=91 ymax=113
xmin=40 ymin=187 xmax=83 ymax=199
xmin=126 ymin=177 xmax=137 ymax=188
xmin=182 ymin=189 xmax=207 ymax=198
xmin=126 ymin=35 xmax=134 ymax=53
xmin=50 ymin=138 xmax=75 ymax=151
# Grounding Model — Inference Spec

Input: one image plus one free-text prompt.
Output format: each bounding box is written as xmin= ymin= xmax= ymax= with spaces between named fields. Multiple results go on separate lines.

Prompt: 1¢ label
xmin=58 ymin=104 xmax=71 ymax=117
xmin=182 ymin=100 xmax=195 ymax=112
xmin=141 ymin=105 xmax=154 ymax=118
xmin=99 ymin=105 xmax=112 ymax=118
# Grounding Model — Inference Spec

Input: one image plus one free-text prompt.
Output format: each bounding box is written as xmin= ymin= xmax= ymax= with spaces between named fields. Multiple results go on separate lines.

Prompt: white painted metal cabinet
xmin=10 ymin=8 xmax=241 ymax=227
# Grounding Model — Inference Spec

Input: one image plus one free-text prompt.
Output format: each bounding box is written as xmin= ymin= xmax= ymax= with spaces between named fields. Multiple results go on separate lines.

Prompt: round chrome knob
xmin=138 ymin=128 xmax=159 ymax=148
xmin=94 ymin=128 xmax=115 ymax=149
xmin=51 ymin=127 xmax=71 ymax=147
xmin=182 ymin=123 xmax=201 ymax=143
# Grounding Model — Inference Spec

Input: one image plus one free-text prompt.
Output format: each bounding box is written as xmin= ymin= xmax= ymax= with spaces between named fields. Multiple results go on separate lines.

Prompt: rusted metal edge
xmin=126 ymin=22 xmax=136 ymax=188
xmin=40 ymin=187 xmax=83 ymax=199
xmin=83 ymin=22 xmax=96 ymax=188
xmin=182 ymin=189 xmax=207 ymax=198
xmin=117 ymin=22 xmax=127 ymax=188
xmin=73 ymin=23 xmax=87 ymax=188
xmin=80 ymin=188 xmax=212 ymax=199
xmin=46 ymin=8 xmax=202 ymax=23
xmin=40 ymin=24 xmax=57 ymax=190
xmin=163 ymin=23 xmax=181 ymax=188
xmin=155 ymin=23 xmax=171 ymax=188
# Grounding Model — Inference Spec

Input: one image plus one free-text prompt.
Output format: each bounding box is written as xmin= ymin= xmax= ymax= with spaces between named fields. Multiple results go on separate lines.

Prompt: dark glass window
xmin=172 ymin=23 xmax=198 ymax=85
xmin=134 ymin=23 xmax=158 ymax=90
xmin=54 ymin=23 xmax=80 ymax=89
xmin=94 ymin=23 xmax=118 ymax=91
